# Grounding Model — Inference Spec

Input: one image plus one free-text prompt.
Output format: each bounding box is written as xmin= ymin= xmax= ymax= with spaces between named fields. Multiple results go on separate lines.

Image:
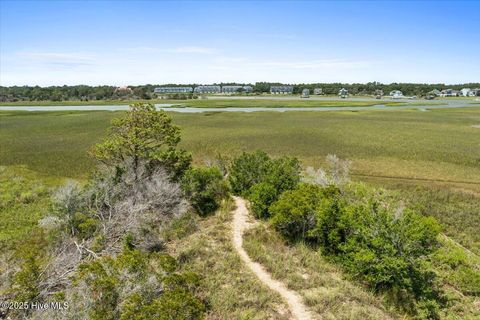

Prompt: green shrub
xmin=270 ymin=182 xmax=442 ymax=317
xmin=414 ymin=299 xmax=441 ymax=320
xmin=69 ymin=212 xmax=98 ymax=239
xmin=248 ymin=182 xmax=278 ymax=219
xmin=265 ymin=157 xmax=301 ymax=194
xmin=182 ymin=167 xmax=228 ymax=216
xmin=10 ymin=230 xmax=49 ymax=314
xmin=310 ymin=189 xmax=347 ymax=254
xmin=229 ymin=152 xmax=301 ymax=219
xmin=270 ymin=184 xmax=326 ymax=240
xmin=229 ymin=151 xmax=301 ymax=197
xmin=76 ymin=249 xmax=206 ymax=320
xmin=228 ymin=151 xmax=270 ymax=195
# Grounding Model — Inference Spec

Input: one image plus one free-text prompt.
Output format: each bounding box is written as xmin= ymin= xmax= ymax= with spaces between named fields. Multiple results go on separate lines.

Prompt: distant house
xmin=222 ymin=85 xmax=242 ymax=93
xmin=194 ymin=85 xmax=221 ymax=94
xmin=313 ymin=88 xmax=323 ymax=95
xmin=222 ymin=85 xmax=253 ymax=94
xmin=461 ymin=88 xmax=475 ymax=97
xmin=154 ymin=87 xmax=193 ymax=94
xmin=338 ymin=88 xmax=348 ymax=98
xmin=389 ymin=90 xmax=403 ymax=99
xmin=472 ymin=88 xmax=480 ymax=97
xmin=270 ymin=86 xmax=293 ymax=94
xmin=439 ymin=89 xmax=459 ymax=97
xmin=243 ymin=86 xmax=253 ymax=93
xmin=301 ymin=89 xmax=310 ymax=98
xmin=431 ymin=89 xmax=441 ymax=96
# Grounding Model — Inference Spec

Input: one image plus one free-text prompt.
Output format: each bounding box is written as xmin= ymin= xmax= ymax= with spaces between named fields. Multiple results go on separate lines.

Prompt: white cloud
xmin=170 ymin=46 xmax=215 ymax=54
xmin=247 ymin=59 xmax=372 ymax=69
xmin=118 ymin=46 xmax=216 ymax=55
xmin=16 ymin=51 xmax=96 ymax=69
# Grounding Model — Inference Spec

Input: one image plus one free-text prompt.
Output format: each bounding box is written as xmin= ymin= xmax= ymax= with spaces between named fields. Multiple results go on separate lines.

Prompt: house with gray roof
xmin=194 ymin=85 xmax=222 ymax=94
xmin=270 ymin=86 xmax=293 ymax=94
xmin=154 ymin=87 xmax=193 ymax=94
xmin=222 ymin=85 xmax=253 ymax=94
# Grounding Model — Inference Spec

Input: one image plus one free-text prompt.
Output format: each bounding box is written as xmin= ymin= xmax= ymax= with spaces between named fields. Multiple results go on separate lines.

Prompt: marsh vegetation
xmin=0 ymin=103 xmax=479 ymax=319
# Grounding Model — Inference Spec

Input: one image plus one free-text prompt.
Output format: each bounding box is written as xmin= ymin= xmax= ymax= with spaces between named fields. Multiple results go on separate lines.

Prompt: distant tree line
xmin=253 ymin=81 xmax=480 ymax=96
xmin=1 ymin=82 xmax=479 ymax=102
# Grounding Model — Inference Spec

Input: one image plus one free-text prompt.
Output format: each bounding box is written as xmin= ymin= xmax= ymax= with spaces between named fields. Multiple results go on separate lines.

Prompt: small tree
xmin=248 ymin=182 xmax=278 ymax=219
xmin=91 ymin=103 xmax=191 ymax=179
xmin=181 ymin=167 xmax=228 ymax=216
xmin=228 ymin=151 xmax=270 ymax=195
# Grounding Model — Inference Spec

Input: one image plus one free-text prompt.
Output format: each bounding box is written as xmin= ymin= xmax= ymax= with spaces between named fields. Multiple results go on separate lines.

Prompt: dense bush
xmin=229 ymin=151 xmax=300 ymax=196
xmin=75 ymin=249 xmax=206 ymax=320
xmin=339 ymin=200 xmax=441 ymax=305
xmin=229 ymin=151 xmax=301 ymax=218
xmin=228 ymin=151 xmax=271 ymax=195
xmin=270 ymin=182 xmax=442 ymax=318
xmin=264 ymin=157 xmax=301 ymax=194
xmin=182 ymin=167 xmax=228 ymax=216
xmin=270 ymin=184 xmax=326 ymax=240
xmin=248 ymin=182 xmax=278 ymax=219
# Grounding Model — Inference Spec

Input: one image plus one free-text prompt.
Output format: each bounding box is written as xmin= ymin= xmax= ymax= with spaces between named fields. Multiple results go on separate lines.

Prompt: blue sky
xmin=1 ymin=0 xmax=479 ymax=86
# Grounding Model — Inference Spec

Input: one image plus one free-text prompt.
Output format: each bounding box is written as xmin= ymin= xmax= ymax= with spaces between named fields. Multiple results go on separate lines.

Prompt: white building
xmin=222 ymin=85 xmax=253 ymax=94
xmin=389 ymin=90 xmax=403 ymax=99
xmin=270 ymin=86 xmax=293 ymax=94
xmin=338 ymin=88 xmax=348 ymax=98
xmin=461 ymin=88 xmax=475 ymax=97
xmin=313 ymin=88 xmax=323 ymax=95
xmin=301 ymin=89 xmax=310 ymax=98
xmin=439 ymin=89 xmax=459 ymax=97
xmin=154 ymin=87 xmax=193 ymax=94
xmin=194 ymin=85 xmax=222 ymax=94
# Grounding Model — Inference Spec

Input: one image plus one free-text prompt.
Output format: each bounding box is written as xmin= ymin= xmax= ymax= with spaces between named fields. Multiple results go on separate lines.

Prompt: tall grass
xmin=2 ymin=108 xmax=478 ymax=186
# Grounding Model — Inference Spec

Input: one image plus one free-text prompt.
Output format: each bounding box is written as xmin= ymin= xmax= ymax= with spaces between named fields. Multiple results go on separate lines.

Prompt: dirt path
xmin=231 ymin=196 xmax=314 ymax=320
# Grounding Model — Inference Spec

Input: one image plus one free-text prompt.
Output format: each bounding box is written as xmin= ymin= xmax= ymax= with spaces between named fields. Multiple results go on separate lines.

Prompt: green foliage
xmin=229 ymin=151 xmax=300 ymax=197
xmin=248 ymin=182 xmax=278 ymax=219
xmin=0 ymin=168 xmax=51 ymax=246
xmin=270 ymin=184 xmax=326 ymax=240
xmin=68 ymin=212 xmax=98 ymax=239
xmin=10 ymin=230 xmax=49 ymax=304
xmin=414 ymin=299 xmax=441 ymax=320
xmin=338 ymin=194 xmax=441 ymax=296
xmin=269 ymin=182 xmax=442 ymax=317
xmin=309 ymin=188 xmax=347 ymax=254
xmin=228 ymin=151 xmax=270 ymax=195
xmin=264 ymin=156 xmax=301 ymax=194
xmin=78 ymin=257 xmax=120 ymax=320
xmin=91 ymin=103 xmax=191 ymax=179
xmin=182 ymin=167 xmax=228 ymax=216
xmin=12 ymin=254 xmax=42 ymax=302
xmin=229 ymin=151 xmax=301 ymax=219
xmin=76 ymin=249 xmax=206 ymax=320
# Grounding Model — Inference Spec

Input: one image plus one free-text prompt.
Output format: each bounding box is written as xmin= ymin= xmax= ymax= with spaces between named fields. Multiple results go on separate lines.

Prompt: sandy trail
xmin=231 ymin=196 xmax=314 ymax=320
